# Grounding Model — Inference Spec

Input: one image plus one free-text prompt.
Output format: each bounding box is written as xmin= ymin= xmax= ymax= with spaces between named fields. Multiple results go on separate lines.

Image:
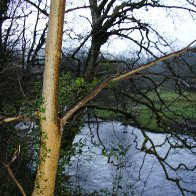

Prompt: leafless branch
xmin=65 ymin=5 xmax=90 ymax=14
xmin=111 ymin=40 xmax=196 ymax=82
xmin=60 ymin=40 xmax=196 ymax=126
xmin=3 ymin=146 xmax=26 ymax=196
xmin=25 ymin=1 xmax=89 ymax=16
xmin=24 ymin=0 xmax=49 ymax=16
xmin=0 ymin=115 xmax=35 ymax=125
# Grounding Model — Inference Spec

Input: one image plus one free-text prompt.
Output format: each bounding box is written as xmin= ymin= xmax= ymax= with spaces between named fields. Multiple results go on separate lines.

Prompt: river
xmin=65 ymin=121 xmax=196 ymax=195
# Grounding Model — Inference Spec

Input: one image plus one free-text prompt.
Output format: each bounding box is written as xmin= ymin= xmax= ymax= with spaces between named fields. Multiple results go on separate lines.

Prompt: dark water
xmin=65 ymin=122 xmax=196 ymax=195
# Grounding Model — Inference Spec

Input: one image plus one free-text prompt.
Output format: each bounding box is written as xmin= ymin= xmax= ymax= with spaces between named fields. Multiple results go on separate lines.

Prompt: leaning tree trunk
xmin=32 ymin=1 xmax=66 ymax=195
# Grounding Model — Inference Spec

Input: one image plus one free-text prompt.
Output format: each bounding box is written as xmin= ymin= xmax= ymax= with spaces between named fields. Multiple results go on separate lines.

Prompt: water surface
xmin=66 ymin=121 xmax=196 ymax=195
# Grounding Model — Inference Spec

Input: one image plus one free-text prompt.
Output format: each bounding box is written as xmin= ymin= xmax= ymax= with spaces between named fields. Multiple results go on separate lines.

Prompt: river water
xmin=65 ymin=121 xmax=196 ymax=195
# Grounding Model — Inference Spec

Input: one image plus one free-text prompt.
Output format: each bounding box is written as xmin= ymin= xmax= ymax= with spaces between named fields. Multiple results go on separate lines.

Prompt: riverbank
xmin=92 ymin=91 xmax=196 ymax=136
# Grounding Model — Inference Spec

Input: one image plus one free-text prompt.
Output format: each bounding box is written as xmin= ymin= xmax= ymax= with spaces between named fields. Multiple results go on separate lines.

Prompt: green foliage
xmin=102 ymin=61 xmax=113 ymax=72
xmin=102 ymin=143 xmax=131 ymax=161
xmin=1 ymin=104 xmax=17 ymax=114
xmin=55 ymin=138 xmax=88 ymax=195
xmin=94 ymin=109 xmax=117 ymax=120
xmin=58 ymin=73 xmax=100 ymax=111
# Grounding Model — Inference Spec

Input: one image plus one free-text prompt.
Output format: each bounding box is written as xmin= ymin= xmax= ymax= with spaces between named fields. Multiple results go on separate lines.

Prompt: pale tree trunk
xmin=32 ymin=1 xmax=66 ymax=195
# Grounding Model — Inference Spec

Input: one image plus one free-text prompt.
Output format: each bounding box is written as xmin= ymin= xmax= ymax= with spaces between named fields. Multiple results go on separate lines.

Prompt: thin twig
xmin=3 ymin=146 xmax=27 ymax=196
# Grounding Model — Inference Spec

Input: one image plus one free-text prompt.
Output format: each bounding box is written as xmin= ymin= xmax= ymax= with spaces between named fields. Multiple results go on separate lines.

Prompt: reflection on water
xmin=65 ymin=121 xmax=196 ymax=195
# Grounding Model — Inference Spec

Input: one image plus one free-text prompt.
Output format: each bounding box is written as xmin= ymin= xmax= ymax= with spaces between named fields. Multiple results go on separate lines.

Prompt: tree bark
xmin=84 ymin=0 xmax=110 ymax=80
xmin=32 ymin=0 xmax=66 ymax=195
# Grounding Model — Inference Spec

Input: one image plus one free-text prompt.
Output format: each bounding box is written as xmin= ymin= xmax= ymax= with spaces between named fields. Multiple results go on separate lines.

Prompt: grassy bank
xmin=93 ymin=91 xmax=196 ymax=134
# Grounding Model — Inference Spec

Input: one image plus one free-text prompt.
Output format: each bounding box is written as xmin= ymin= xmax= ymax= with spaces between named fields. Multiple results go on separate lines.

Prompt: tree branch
xmin=60 ymin=77 xmax=111 ymax=127
xmin=3 ymin=146 xmax=26 ymax=196
xmin=0 ymin=115 xmax=35 ymax=125
xmin=24 ymin=0 xmax=49 ymax=16
xmin=111 ymin=40 xmax=196 ymax=82
xmin=60 ymin=41 xmax=196 ymax=127
xmin=65 ymin=5 xmax=90 ymax=14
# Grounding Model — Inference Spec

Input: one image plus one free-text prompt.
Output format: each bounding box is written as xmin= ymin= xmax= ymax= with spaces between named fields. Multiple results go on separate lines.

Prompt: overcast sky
xmin=24 ymin=0 xmax=196 ymax=57
xmin=63 ymin=0 xmax=196 ymax=56
xmin=135 ymin=2 xmax=196 ymax=47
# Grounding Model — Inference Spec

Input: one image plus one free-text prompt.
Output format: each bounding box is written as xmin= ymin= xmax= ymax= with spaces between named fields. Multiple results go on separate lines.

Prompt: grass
xmin=134 ymin=91 xmax=196 ymax=131
xmin=94 ymin=91 xmax=196 ymax=133
xmin=94 ymin=110 xmax=117 ymax=120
